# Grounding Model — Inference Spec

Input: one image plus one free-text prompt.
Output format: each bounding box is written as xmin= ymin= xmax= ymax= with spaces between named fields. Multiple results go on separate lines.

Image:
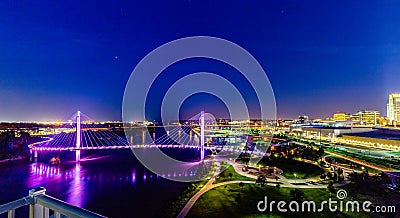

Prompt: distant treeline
xmin=0 ymin=131 xmax=31 ymax=161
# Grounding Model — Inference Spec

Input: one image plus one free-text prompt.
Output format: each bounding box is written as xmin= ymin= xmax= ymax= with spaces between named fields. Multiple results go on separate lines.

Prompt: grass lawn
xmin=188 ymin=184 xmax=372 ymax=218
xmin=159 ymin=180 xmax=209 ymax=217
xmin=388 ymin=151 xmax=400 ymax=155
xmin=215 ymin=165 xmax=255 ymax=184
xmin=270 ymin=159 xmax=324 ymax=179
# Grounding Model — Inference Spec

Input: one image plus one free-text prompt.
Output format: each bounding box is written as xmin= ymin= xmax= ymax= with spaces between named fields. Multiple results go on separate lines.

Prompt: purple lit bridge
xmin=30 ymin=111 xmax=269 ymax=162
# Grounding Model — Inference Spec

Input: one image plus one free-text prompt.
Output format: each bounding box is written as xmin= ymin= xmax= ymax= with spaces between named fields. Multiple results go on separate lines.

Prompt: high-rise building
xmin=387 ymin=94 xmax=400 ymax=124
xmin=351 ymin=110 xmax=380 ymax=125
xmin=333 ymin=112 xmax=350 ymax=121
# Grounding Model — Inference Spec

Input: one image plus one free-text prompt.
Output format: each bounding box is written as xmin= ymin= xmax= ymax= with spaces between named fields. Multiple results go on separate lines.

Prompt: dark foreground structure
xmin=0 ymin=187 xmax=106 ymax=218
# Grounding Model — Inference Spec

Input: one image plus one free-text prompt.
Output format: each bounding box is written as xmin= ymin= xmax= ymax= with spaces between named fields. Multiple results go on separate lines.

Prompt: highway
xmin=291 ymin=138 xmax=397 ymax=171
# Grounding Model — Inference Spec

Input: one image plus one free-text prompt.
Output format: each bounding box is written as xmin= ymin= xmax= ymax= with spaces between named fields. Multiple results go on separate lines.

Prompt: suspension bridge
xmin=30 ymin=111 xmax=270 ymax=162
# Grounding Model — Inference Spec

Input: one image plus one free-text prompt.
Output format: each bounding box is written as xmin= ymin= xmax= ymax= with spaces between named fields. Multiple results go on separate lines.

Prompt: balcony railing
xmin=0 ymin=187 xmax=106 ymax=218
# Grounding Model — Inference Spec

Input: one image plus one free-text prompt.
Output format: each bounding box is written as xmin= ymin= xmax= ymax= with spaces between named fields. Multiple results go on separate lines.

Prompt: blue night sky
xmin=0 ymin=0 xmax=400 ymax=121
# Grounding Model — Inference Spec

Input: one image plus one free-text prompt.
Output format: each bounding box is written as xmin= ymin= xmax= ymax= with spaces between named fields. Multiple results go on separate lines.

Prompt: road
xmin=324 ymin=150 xmax=389 ymax=171
xmin=292 ymin=140 xmax=392 ymax=171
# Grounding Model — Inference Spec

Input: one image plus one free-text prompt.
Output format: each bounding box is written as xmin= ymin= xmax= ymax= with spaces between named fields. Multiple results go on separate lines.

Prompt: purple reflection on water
xmin=131 ymin=170 xmax=136 ymax=184
xmin=65 ymin=163 xmax=86 ymax=208
xmin=28 ymin=163 xmax=88 ymax=208
xmin=4 ymin=150 xmax=194 ymax=217
xmin=28 ymin=164 xmax=62 ymax=187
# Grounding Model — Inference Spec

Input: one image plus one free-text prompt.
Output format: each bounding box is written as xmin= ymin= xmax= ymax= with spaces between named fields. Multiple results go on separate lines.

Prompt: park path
xmin=177 ymin=155 xmax=359 ymax=217
xmin=230 ymin=161 xmax=328 ymax=188
xmin=177 ymin=180 xmax=255 ymax=218
xmin=230 ymin=158 xmax=352 ymax=187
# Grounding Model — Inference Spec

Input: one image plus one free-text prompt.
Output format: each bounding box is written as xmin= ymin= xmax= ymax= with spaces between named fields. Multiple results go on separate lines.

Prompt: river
xmin=0 ymin=127 xmax=203 ymax=217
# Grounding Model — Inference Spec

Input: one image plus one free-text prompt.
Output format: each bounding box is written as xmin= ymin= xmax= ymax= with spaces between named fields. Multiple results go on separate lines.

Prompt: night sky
xmin=1 ymin=1 xmax=400 ymax=121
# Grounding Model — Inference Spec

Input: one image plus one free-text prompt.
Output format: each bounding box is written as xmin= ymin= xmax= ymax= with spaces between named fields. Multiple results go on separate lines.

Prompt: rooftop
xmin=344 ymin=130 xmax=400 ymax=141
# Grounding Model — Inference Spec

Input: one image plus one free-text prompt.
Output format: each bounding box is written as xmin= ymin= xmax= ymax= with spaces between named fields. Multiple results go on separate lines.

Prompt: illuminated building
xmin=350 ymin=110 xmax=380 ymax=125
xmin=298 ymin=115 xmax=309 ymax=124
xmin=378 ymin=117 xmax=391 ymax=126
xmin=333 ymin=113 xmax=350 ymax=122
xmin=341 ymin=128 xmax=400 ymax=151
xmin=387 ymin=93 xmax=400 ymax=124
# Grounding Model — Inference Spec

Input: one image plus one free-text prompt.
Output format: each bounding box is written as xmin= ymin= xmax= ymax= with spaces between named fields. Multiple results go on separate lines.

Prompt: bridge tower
xmin=200 ymin=111 xmax=205 ymax=160
xmin=76 ymin=111 xmax=81 ymax=162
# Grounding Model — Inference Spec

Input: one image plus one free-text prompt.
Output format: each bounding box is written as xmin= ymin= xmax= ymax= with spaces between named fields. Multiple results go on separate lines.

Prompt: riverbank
xmin=0 ymin=156 xmax=30 ymax=168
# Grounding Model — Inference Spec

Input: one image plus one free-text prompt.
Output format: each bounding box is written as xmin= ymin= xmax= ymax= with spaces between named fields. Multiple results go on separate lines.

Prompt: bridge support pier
xmin=76 ymin=150 xmax=80 ymax=162
xmin=34 ymin=150 xmax=38 ymax=163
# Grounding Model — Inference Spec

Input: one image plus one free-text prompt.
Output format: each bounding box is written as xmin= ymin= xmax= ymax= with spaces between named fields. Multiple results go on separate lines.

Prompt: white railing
xmin=0 ymin=187 xmax=106 ymax=218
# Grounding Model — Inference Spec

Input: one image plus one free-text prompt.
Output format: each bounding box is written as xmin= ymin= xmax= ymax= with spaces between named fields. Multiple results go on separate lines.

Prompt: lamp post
xmin=319 ymin=128 xmax=322 ymax=145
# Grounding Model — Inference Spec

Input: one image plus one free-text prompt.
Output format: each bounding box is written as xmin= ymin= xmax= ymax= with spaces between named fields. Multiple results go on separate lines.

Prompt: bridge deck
xmin=31 ymin=144 xmax=268 ymax=155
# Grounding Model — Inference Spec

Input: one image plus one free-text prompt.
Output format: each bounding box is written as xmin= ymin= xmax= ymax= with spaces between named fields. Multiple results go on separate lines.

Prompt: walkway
xmin=177 ymin=158 xmax=353 ymax=217
xmin=177 ymin=180 xmax=255 ymax=218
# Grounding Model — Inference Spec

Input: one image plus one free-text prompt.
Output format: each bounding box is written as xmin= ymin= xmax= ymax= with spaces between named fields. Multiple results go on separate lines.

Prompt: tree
xmin=379 ymin=172 xmax=392 ymax=184
xmin=338 ymin=174 xmax=344 ymax=182
xmin=228 ymin=172 xmax=233 ymax=179
xmin=348 ymin=172 xmax=359 ymax=183
xmin=334 ymin=172 xmax=339 ymax=182
xmin=256 ymin=175 xmax=266 ymax=186
xmin=327 ymin=181 xmax=335 ymax=193
xmin=318 ymin=146 xmax=324 ymax=156
xmin=235 ymin=193 xmax=241 ymax=202
xmin=276 ymin=183 xmax=280 ymax=189
xmin=320 ymin=174 xmax=326 ymax=180
xmin=289 ymin=189 xmax=304 ymax=202
xmin=239 ymin=182 xmax=245 ymax=190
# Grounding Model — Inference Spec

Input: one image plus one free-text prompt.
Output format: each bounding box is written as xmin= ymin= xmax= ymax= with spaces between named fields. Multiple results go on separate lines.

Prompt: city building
xmin=298 ymin=115 xmax=309 ymax=124
xmin=341 ymin=128 xmax=400 ymax=151
xmin=387 ymin=93 xmax=400 ymax=124
xmin=291 ymin=125 xmax=373 ymax=141
xmin=378 ymin=117 xmax=391 ymax=126
xmin=350 ymin=110 xmax=380 ymax=125
xmin=333 ymin=112 xmax=350 ymax=122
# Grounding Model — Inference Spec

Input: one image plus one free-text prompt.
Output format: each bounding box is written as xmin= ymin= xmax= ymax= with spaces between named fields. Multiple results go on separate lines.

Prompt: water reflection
xmin=28 ymin=161 xmax=198 ymax=208
xmin=2 ymin=150 xmax=191 ymax=217
xmin=28 ymin=163 xmax=87 ymax=207
xmin=30 ymin=162 xmax=197 ymax=183
xmin=66 ymin=163 xmax=85 ymax=207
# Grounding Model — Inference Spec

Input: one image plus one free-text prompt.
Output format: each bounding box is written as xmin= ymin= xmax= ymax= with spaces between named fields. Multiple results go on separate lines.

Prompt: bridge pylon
xmin=76 ymin=111 xmax=81 ymax=162
xmin=200 ymin=111 xmax=205 ymax=160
